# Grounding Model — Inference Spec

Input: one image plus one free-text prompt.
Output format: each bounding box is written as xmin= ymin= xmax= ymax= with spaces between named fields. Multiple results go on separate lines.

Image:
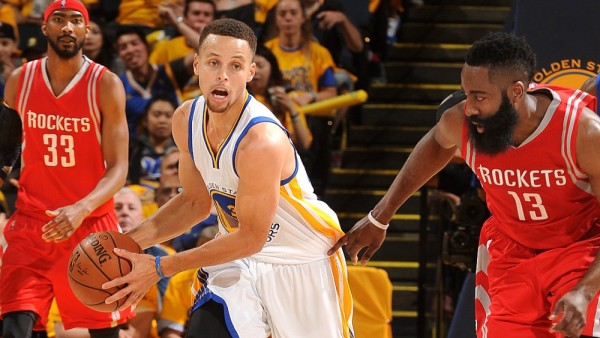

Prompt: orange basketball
xmin=67 ymin=231 xmax=142 ymax=312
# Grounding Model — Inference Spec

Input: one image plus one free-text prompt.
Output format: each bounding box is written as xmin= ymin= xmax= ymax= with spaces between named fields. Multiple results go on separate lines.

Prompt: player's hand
xmin=328 ymin=215 xmax=386 ymax=266
xmin=42 ymin=204 xmax=90 ymax=243
xmin=102 ymin=248 xmax=161 ymax=311
xmin=549 ymin=289 xmax=588 ymax=337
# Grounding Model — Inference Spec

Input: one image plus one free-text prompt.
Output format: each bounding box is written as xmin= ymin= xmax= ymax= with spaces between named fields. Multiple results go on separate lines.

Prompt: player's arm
xmin=551 ymin=107 xmax=600 ymax=336
xmin=103 ymin=100 xmax=212 ymax=309
xmin=127 ymin=100 xmax=213 ymax=249
xmin=162 ymin=122 xmax=286 ymax=271
xmin=104 ymin=121 xmax=286 ymax=310
xmin=330 ymin=99 xmax=465 ymax=265
xmin=42 ymin=71 xmax=130 ymax=242
xmin=0 ymin=67 xmax=23 ymax=185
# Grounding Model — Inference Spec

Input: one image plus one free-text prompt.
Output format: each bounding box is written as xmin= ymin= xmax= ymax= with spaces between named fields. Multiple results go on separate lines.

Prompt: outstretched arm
xmin=329 ymin=101 xmax=465 ymax=265
xmin=550 ymin=107 xmax=600 ymax=337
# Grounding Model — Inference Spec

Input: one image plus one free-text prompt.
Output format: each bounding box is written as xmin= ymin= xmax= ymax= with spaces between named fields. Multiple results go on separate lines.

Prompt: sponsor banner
xmin=511 ymin=0 xmax=600 ymax=89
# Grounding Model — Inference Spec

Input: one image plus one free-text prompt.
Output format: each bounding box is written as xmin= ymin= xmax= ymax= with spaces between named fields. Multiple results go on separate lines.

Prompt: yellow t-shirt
xmin=264 ymin=37 xmax=336 ymax=93
xmin=149 ymin=36 xmax=192 ymax=66
xmin=254 ymin=0 xmax=278 ymax=24
xmin=116 ymin=0 xmax=177 ymax=27
xmin=158 ymin=268 xmax=198 ymax=335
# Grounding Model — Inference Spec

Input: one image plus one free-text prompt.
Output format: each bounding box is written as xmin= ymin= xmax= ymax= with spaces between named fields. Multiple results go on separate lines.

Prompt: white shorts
xmin=191 ymin=249 xmax=354 ymax=338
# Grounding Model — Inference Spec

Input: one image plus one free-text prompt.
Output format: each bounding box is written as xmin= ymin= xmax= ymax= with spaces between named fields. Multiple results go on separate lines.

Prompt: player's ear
xmin=247 ymin=61 xmax=256 ymax=82
xmin=193 ymin=53 xmax=199 ymax=76
xmin=510 ymin=80 xmax=526 ymax=103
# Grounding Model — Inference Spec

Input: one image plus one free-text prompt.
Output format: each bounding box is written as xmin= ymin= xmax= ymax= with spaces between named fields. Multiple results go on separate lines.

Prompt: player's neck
xmin=513 ymin=93 xmax=552 ymax=145
xmin=44 ymin=52 xmax=86 ymax=96
xmin=206 ymin=92 xmax=247 ymax=135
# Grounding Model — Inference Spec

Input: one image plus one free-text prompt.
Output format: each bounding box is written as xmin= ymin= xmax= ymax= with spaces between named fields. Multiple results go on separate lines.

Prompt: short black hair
xmin=465 ymin=32 xmax=536 ymax=85
xmin=115 ymin=26 xmax=148 ymax=49
xmin=144 ymin=93 xmax=178 ymax=115
xmin=198 ymin=18 xmax=257 ymax=57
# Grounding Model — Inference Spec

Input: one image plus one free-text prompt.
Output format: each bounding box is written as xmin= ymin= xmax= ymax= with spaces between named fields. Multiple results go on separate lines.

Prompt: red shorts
xmin=475 ymin=218 xmax=600 ymax=337
xmin=0 ymin=210 xmax=134 ymax=330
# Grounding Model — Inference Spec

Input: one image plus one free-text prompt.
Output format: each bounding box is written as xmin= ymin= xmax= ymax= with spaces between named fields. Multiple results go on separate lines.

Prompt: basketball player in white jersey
xmin=103 ymin=18 xmax=354 ymax=338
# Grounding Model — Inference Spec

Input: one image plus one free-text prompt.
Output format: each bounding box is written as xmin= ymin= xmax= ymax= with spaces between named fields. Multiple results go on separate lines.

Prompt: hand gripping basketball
xmin=67 ymin=231 xmax=142 ymax=312
xmin=101 ymin=242 xmax=166 ymax=311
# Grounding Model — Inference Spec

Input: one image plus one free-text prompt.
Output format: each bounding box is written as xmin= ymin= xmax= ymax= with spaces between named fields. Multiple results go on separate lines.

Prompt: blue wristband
xmin=155 ymin=256 xmax=166 ymax=279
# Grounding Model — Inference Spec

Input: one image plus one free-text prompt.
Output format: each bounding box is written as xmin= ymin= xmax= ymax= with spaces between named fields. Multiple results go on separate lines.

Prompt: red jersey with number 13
xmin=461 ymin=85 xmax=600 ymax=250
xmin=14 ymin=57 xmax=114 ymax=220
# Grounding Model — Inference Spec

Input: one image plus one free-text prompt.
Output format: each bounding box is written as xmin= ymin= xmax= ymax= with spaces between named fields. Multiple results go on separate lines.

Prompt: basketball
xmin=68 ymin=230 xmax=142 ymax=312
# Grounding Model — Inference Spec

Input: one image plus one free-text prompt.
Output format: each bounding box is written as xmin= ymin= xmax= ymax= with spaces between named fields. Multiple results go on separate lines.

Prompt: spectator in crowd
xmin=265 ymin=0 xmax=338 ymax=196
xmin=84 ymin=17 xmax=124 ymax=73
xmin=115 ymin=26 xmax=179 ymax=138
xmin=128 ymin=94 xmax=177 ymax=188
xmin=212 ymin=0 xmax=257 ymax=34
xmin=152 ymin=0 xmax=215 ymax=64
xmin=151 ymin=0 xmax=215 ymax=101
xmin=116 ymin=0 xmax=182 ymax=35
xmin=248 ymin=45 xmax=312 ymax=151
xmin=159 ymin=146 xmax=180 ymax=181
xmin=0 ymin=22 xmax=21 ymax=99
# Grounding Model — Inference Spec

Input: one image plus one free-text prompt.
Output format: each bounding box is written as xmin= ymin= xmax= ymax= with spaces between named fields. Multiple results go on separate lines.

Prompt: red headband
xmin=44 ymin=0 xmax=89 ymax=24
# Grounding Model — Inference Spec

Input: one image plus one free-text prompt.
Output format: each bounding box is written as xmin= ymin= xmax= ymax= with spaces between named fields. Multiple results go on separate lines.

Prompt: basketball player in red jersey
xmin=0 ymin=1 xmax=133 ymax=337
xmin=330 ymin=32 xmax=600 ymax=337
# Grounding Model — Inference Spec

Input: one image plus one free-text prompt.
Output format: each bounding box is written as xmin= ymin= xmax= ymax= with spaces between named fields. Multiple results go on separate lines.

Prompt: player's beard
xmin=467 ymin=94 xmax=519 ymax=156
xmin=47 ymin=36 xmax=84 ymax=59
xmin=206 ymin=100 xmax=228 ymax=113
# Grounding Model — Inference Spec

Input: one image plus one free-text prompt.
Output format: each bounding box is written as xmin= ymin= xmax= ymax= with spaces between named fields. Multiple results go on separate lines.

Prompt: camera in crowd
xmin=440 ymin=189 xmax=488 ymax=271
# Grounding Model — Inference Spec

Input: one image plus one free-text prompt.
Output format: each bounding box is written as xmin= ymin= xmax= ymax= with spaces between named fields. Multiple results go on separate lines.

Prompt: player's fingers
xmin=102 ymin=275 xmax=129 ymax=291
xmin=112 ymin=247 xmax=135 ymax=259
xmin=344 ymin=239 xmax=361 ymax=265
xmin=328 ymin=235 xmax=348 ymax=255
xmin=549 ymin=300 xmax=563 ymax=319
xmin=45 ymin=209 xmax=60 ymax=218
xmin=54 ymin=229 xmax=74 ymax=243
xmin=117 ymin=290 xmax=140 ymax=311
xmin=105 ymin=286 xmax=131 ymax=305
xmin=360 ymin=244 xmax=380 ymax=267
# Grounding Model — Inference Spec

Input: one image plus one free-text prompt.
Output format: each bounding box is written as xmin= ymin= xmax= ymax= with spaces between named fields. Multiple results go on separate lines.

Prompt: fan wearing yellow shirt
xmin=151 ymin=0 xmax=215 ymax=65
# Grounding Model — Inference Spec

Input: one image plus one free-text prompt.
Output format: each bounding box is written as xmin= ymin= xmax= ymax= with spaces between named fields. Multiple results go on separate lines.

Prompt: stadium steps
xmin=323 ymin=1 xmax=512 ymax=337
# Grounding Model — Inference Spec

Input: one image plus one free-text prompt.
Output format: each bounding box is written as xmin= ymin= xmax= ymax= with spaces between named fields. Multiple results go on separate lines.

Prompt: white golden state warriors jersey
xmin=188 ymin=93 xmax=344 ymax=264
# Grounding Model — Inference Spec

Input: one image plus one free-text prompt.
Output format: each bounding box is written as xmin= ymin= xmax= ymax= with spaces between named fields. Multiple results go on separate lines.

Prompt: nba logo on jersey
xmin=211 ymin=191 xmax=239 ymax=233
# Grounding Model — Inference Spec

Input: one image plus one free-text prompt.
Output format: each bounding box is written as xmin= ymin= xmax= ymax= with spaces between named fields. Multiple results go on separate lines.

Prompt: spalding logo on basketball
xmin=67 ymin=231 xmax=142 ymax=312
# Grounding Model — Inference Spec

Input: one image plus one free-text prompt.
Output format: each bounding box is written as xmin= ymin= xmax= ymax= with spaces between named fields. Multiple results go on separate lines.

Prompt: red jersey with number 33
xmin=461 ymin=85 xmax=600 ymax=250
xmin=14 ymin=57 xmax=114 ymax=220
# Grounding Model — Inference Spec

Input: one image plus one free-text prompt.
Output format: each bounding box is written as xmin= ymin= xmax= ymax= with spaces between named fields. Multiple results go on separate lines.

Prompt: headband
xmin=44 ymin=0 xmax=89 ymax=24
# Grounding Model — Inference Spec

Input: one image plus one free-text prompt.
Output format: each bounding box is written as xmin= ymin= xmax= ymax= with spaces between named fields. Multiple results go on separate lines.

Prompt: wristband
xmin=368 ymin=210 xmax=389 ymax=230
xmin=309 ymin=91 xmax=317 ymax=103
xmin=155 ymin=256 xmax=166 ymax=279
